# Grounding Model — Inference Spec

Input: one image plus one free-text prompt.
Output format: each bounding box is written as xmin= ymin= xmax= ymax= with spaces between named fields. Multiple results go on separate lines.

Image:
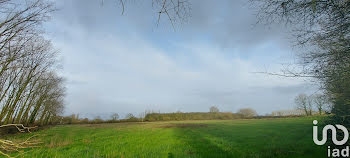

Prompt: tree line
xmin=0 ymin=0 xmax=64 ymax=126
xmin=59 ymin=107 xmax=259 ymax=124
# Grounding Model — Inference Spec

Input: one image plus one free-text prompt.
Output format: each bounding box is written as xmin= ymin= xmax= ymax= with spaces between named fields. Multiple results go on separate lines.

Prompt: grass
xmin=2 ymin=117 xmax=326 ymax=158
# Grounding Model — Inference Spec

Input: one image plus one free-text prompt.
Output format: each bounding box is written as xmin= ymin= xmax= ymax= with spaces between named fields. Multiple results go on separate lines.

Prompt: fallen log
xmin=0 ymin=124 xmax=38 ymax=134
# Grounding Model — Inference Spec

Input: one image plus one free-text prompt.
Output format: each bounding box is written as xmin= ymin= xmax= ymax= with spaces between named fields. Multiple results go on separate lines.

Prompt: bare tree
xmin=0 ymin=0 xmax=64 ymax=126
xmin=125 ymin=113 xmax=135 ymax=119
xmin=306 ymin=95 xmax=313 ymax=116
xmin=111 ymin=113 xmax=119 ymax=121
xmin=295 ymin=94 xmax=311 ymax=116
xmin=237 ymin=108 xmax=257 ymax=118
xmin=209 ymin=106 xmax=219 ymax=113
xmin=313 ymin=94 xmax=329 ymax=115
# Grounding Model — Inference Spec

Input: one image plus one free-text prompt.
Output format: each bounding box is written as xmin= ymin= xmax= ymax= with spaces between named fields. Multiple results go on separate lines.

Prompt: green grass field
xmin=3 ymin=117 xmax=326 ymax=158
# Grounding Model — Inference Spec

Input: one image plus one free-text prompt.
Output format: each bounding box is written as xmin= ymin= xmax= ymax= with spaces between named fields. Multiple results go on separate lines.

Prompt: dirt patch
xmin=155 ymin=123 xmax=208 ymax=128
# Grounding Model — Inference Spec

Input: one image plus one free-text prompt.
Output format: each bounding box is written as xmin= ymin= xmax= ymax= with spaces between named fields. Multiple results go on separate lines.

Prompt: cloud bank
xmin=46 ymin=0 xmax=317 ymax=119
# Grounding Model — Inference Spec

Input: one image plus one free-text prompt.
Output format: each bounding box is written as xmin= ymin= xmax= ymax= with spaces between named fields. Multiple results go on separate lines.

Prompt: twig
xmin=0 ymin=135 xmax=42 ymax=158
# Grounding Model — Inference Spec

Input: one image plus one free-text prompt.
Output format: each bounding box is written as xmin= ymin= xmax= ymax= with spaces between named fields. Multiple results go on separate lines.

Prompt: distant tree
xmin=125 ymin=113 xmax=135 ymax=119
xmin=237 ymin=108 xmax=257 ymax=118
xmin=81 ymin=118 xmax=89 ymax=124
xmin=92 ymin=116 xmax=103 ymax=124
xmin=313 ymin=94 xmax=329 ymax=115
xmin=70 ymin=114 xmax=79 ymax=124
xmin=306 ymin=96 xmax=313 ymax=116
xmin=295 ymin=94 xmax=311 ymax=116
xmin=94 ymin=116 xmax=102 ymax=120
xmin=209 ymin=106 xmax=219 ymax=113
xmin=111 ymin=113 xmax=119 ymax=121
xmin=138 ymin=112 xmax=147 ymax=122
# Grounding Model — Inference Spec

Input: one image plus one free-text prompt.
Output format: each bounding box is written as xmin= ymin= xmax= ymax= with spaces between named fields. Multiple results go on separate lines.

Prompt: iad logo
xmin=313 ymin=120 xmax=349 ymax=145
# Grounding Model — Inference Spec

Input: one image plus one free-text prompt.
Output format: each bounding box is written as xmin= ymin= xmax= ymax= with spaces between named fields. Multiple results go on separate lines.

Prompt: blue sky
xmin=45 ymin=0 xmax=317 ymax=119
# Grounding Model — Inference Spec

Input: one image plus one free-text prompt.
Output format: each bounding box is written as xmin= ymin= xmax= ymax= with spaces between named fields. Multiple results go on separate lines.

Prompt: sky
xmin=45 ymin=0 xmax=318 ymax=119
